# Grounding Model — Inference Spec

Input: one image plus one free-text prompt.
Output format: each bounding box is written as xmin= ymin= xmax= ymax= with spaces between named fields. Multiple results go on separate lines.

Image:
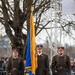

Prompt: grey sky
xmin=62 ymin=0 xmax=75 ymax=14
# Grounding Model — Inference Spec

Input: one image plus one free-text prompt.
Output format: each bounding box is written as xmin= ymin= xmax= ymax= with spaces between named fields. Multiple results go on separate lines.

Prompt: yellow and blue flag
xmin=26 ymin=7 xmax=37 ymax=75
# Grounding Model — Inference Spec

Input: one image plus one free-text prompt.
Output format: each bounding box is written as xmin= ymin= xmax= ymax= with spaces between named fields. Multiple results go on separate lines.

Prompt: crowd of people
xmin=0 ymin=44 xmax=75 ymax=75
xmin=0 ymin=57 xmax=8 ymax=75
xmin=71 ymin=61 xmax=75 ymax=75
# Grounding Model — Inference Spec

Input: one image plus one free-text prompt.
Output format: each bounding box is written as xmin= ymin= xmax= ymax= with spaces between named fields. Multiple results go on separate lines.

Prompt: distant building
xmin=0 ymin=35 xmax=12 ymax=57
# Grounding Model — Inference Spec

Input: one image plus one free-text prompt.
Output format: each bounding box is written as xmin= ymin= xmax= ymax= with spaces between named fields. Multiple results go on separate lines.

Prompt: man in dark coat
xmin=51 ymin=45 xmax=71 ymax=75
xmin=7 ymin=48 xmax=24 ymax=75
xmin=35 ymin=44 xmax=49 ymax=75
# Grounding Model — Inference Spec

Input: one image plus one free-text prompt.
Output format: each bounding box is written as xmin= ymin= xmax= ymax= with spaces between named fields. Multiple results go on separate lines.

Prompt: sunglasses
xmin=36 ymin=45 xmax=43 ymax=47
xmin=58 ymin=47 xmax=64 ymax=49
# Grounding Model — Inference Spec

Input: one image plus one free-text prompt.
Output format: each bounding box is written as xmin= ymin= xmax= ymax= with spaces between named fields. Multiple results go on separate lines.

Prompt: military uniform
xmin=35 ymin=54 xmax=49 ymax=75
xmin=51 ymin=55 xmax=71 ymax=75
xmin=7 ymin=57 xmax=24 ymax=75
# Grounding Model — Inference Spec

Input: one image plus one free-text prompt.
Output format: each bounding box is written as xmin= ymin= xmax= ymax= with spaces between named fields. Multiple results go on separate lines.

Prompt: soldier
xmin=7 ymin=48 xmax=24 ymax=75
xmin=35 ymin=44 xmax=49 ymax=75
xmin=51 ymin=45 xmax=71 ymax=75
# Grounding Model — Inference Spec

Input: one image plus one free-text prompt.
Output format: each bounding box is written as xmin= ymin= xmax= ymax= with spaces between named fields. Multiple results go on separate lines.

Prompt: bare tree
xmin=0 ymin=0 xmax=51 ymax=57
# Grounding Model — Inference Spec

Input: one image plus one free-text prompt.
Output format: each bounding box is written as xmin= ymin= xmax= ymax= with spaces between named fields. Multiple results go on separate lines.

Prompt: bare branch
xmin=0 ymin=17 xmax=4 ymax=25
xmin=36 ymin=21 xmax=51 ymax=36
xmin=34 ymin=0 xmax=50 ymax=14
xmin=35 ymin=7 xmax=45 ymax=33
xmin=1 ymin=0 xmax=9 ymax=24
xmin=6 ymin=0 xmax=14 ymax=19
xmin=62 ymin=26 xmax=75 ymax=40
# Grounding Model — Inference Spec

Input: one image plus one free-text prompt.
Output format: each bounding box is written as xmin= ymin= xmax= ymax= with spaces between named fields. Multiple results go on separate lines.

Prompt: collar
xmin=12 ymin=56 xmax=18 ymax=59
xmin=58 ymin=54 xmax=64 ymax=57
xmin=38 ymin=52 xmax=42 ymax=56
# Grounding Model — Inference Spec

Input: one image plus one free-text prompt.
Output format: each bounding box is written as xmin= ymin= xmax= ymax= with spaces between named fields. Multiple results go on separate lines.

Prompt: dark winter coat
xmin=7 ymin=57 xmax=24 ymax=75
xmin=51 ymin=55 xmax=71 ymax=75
xmin=35 ymin=54 xmax=49 ymax=75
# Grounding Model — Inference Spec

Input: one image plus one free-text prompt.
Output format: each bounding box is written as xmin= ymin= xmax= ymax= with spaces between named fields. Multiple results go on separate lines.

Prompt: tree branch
xmin=36 ymin=21 xmax=51 ymax=36
xmin=34 ymin=0 xmax=50 ymax=14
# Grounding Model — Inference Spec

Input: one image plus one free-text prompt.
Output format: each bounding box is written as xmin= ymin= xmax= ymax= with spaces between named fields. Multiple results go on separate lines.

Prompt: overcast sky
xmin=62 ymin=0 xmax=75 ymax=14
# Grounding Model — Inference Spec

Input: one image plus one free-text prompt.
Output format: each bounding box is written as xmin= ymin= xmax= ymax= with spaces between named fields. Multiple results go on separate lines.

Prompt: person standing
xmin=51 ymin=45 xmax=71 ymax=75
xmin=7 ymin=48 xmax=24 ymax=75
xmin=35 ymin=44 xmax=49 ymax=75
xmin=70 ymin=61 xmax=75 ymax=75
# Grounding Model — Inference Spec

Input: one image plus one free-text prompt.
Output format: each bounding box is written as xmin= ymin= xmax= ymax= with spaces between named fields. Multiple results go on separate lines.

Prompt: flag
xmin=26 ymin=7 xmax=37 ymax=75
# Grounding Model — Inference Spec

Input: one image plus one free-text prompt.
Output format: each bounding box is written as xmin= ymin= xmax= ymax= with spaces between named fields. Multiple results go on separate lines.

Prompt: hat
xmin=12 ymin=48 xmax=19 ymax=52
xmin=36 ymin=44 xmax=43 ymax=48
xmin=13 ymin=49 xmax=19 ymax=52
